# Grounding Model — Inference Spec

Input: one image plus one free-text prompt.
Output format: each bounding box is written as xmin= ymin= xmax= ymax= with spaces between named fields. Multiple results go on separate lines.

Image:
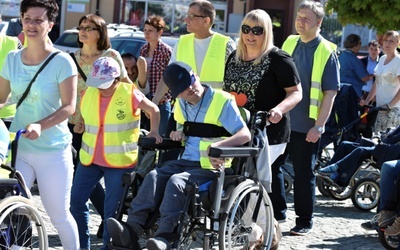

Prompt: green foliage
xmin=326 ymin=0 xmax=400 ymax=33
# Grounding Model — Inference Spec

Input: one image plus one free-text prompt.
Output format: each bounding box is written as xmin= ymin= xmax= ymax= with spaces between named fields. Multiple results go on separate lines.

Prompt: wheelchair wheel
xmin=283 ymin=173 xmax=293 ymax=195
xmin=0 ymin=196 xmax=48 ymax=249
xmin=351 ymin=177 xmax=380 ymax=211
xmin=316 ymin=177 xmax=331 ymax=197
xmin=218 ymin=180 xmax=274 ymax=250
xmin=378 ymin=228 xmax=399 ymax=250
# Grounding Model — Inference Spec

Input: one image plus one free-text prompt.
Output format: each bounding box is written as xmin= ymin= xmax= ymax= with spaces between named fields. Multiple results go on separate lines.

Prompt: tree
xmin=326 ymin=0 xmax=400 ymax=33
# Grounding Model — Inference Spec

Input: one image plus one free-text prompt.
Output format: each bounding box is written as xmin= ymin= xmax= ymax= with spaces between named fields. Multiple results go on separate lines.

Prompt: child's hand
xmin=147 ymin=131 xmax=162 ymax=144
xmin=73 ymin=122 xmax=85 ymax=134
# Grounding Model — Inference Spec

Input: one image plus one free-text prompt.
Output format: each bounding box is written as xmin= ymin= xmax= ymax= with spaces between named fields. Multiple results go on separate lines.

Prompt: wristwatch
xmin=314 ymin=126 xmax=324 ymax=133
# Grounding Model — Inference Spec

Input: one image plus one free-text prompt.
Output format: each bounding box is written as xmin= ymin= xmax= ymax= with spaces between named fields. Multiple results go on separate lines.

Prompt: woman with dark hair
xmin=140 ymin=15 xmax=172 ymax=137
xmin=339 ymin=33 xmax=373 ymax=97
xmin=0 ymin=0 xmax=79 ymax=248
xmin=68 ymin=14 xmax=134 ymax=249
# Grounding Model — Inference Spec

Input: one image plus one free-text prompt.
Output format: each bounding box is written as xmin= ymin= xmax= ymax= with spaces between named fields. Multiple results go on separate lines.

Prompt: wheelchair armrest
xmin=138 ymin=137 xmax=183 ymax=150
xmin=208 ymin=146 xmax=259 ymax=158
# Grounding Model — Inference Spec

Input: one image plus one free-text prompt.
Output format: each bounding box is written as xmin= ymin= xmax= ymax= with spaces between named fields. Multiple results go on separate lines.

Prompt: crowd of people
xmin=1 ymin=0 xmax=400 ymax=249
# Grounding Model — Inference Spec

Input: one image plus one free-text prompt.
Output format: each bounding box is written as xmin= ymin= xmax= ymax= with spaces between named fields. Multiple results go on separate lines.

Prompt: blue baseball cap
xmin=163 ymin=62 xmax=196 ymax=98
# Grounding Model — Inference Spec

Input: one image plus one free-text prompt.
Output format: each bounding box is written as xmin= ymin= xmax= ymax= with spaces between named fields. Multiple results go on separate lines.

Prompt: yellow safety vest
xmin=176 ymin=33 xmax=229 ymax=89
xmin=174 ymin=90 xmax=234 ymax=169
xmin=80 ymin=83 xmax=140 ymax=168
xmin=282 ymin=35 xmax=337 ymax=120
xmin=0 ymin=36 xmax=19 ymax=119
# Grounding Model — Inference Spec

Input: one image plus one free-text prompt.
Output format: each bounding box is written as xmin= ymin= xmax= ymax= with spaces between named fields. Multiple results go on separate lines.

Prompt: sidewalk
xmin=32 ymin=188 xmax=386 ymax=249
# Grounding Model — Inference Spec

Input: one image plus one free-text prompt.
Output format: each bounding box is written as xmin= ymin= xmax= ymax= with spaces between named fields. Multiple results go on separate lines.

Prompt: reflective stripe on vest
xmin=176 ymin=33 xmax=229 ymax=89
xmin=80 ymin=83 xmax=140 ymax=168
xmin=282 ymin=35 xmax=337 ymax=120
xmin=174 ymin=90 xmax=234 ymax=169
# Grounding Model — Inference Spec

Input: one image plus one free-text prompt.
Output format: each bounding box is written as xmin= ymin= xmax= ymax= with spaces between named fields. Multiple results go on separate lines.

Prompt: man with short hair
xmin=152 ymin=0 xmax=236 ymax=105
xmin=361 ymin=40 xmax=380 ymax=94
xmin=280 ymin=0 xmax=339 ymax=235
xmin=107 ymin=61 xmax=251 ymax=250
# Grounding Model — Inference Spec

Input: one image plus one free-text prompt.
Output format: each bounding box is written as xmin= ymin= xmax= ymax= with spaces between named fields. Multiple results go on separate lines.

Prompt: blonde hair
xmin=383 ymin=30 xmax=400 ymax=54
xmin=236 ymin=9 xmax=274 ymax=65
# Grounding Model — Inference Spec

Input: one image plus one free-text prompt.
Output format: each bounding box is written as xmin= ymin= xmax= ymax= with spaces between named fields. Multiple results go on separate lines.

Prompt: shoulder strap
xmin=17 ymin=51 xmax=60 ymax=108
xmin=69 ymin=52 xmax=87 ymax=82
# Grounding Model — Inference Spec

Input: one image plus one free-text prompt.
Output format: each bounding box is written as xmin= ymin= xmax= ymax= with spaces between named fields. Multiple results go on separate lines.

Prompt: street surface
xmin=32 ymin=187 xmax=388 ymax=250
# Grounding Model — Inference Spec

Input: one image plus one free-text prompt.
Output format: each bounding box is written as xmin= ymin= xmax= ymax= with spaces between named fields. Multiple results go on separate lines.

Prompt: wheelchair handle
xmin=15 ymin=129 xmax=27 ymax=141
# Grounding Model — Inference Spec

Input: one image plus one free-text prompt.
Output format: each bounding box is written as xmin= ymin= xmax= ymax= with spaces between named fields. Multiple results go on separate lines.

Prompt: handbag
xmin=16 ymin=51 xmax=60 ymax=108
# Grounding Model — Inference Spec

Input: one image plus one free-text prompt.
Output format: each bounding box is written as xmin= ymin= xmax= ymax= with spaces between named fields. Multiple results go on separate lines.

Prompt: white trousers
xmin=17 ymin=146 xmax=79 ymax=250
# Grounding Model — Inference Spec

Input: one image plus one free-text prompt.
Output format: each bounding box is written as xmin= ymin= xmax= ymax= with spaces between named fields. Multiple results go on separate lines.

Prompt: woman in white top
xmin=360 ymin=30 xmax=400 ymax=132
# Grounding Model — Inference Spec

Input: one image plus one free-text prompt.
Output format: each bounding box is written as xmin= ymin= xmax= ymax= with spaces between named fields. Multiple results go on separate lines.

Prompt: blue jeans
xmin=380 ymin=160 xmax=400 ymax=211
xmin=286 ymin=131 xmax=319 ymax=228
xmin=70 ymin=163 xmax=133 ymax=249
xmin=127 ymin=160 xmax=216 ymax=235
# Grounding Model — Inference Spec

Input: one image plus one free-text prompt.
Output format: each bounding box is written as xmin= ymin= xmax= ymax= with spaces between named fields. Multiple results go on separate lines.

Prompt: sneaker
xmin=361 ymin=220 xmax=376 ymax=230
xmin=377 ymin=210 xmax=397 ymax=227
xmin=290 ymin=225 xmax=312 ymax=236
xmin=107 ymin=218 xmax=142 ymax=248
xmin=385 ymin=217 xmax=400 ymax=236
xmin=317 ymin=164 xmax=339 ymax=175
xmin=361 ymin=213 xmax=380 ymax=230
xmin=146 ymin=237 xmax=171 ymax=250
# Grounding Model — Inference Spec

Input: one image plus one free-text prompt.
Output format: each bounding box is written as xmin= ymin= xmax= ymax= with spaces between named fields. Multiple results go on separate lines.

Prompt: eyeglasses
xmin=185 ymin=14 xmax=206 ymax=20
xmin=241 ymin=25 xmax=264 ymax=36
xmin=76 ymin=26 xmax=99 ymax=32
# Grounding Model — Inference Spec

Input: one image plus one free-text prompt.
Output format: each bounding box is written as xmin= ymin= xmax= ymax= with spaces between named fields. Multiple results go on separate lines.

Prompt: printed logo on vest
xmin=116 ymin=110 xmax=126 ymax=120
xmin=115 ymin=97 xmax=126 ymax=106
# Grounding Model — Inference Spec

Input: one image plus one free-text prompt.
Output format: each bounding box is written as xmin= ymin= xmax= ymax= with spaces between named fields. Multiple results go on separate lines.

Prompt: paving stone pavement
xmin=31 ymin=188 xmax=387 ymax=250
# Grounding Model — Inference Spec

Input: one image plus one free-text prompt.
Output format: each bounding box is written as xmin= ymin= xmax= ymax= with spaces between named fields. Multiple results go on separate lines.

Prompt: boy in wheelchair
xmin=317 ymin=125 xmax=400 ymax=187
xmin=107 ymin=62 xmax=251 ymax=250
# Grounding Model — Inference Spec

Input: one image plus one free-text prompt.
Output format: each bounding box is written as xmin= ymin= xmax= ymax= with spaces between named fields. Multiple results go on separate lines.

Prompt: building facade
xmin=1 ymin=0 xmax=304 ymax=46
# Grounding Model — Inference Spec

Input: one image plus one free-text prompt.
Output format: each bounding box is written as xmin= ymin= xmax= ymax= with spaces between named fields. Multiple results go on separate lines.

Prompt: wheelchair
xmin=108 ymin=111 xmax=276 ymax=250
xmin=0 ymin=130 xmax=48 ymax=249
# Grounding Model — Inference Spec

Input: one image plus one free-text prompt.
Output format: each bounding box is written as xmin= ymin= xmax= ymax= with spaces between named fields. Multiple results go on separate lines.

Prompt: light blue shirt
xmin=177 ymin=85 xmax=246 ymax=161
xmin=1 ymin=49 xmax=77 ymax=153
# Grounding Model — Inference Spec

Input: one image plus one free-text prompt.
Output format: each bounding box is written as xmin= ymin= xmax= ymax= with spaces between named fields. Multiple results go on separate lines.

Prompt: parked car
xmin=54 ymin=23 xmax=179 ymax=56
xmin=110 ymin=32 xmax=178 ymax=58
xmin=0 ymin=21 xmax=9 ymax=36
xmin=54 ymin=23 xmax=143 ymax=53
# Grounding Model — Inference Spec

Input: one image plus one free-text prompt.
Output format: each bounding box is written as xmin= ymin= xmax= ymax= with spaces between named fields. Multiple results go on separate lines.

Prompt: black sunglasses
xmin=241 ymin=25 xmax=264 ymax=36
xmin=76 ymin=26 xmax=99 ymax=32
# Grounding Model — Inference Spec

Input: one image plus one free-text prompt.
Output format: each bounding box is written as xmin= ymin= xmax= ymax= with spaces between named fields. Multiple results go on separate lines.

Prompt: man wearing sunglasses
xmin=280 ymin=0 xmax=339 ymax=236
xmin=152 ymin=0 xmax=236 ymax=105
